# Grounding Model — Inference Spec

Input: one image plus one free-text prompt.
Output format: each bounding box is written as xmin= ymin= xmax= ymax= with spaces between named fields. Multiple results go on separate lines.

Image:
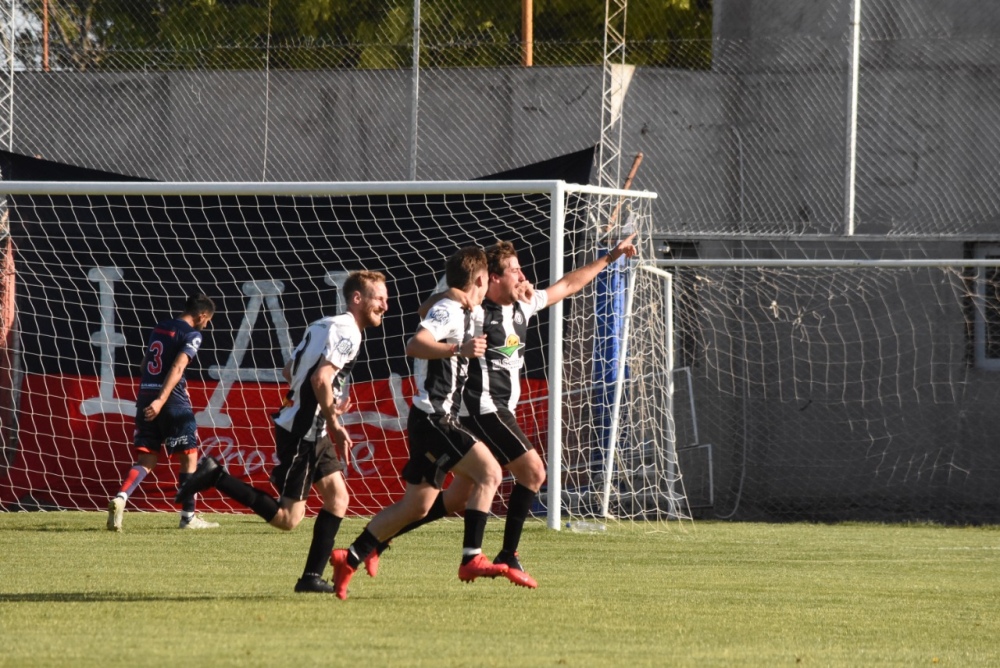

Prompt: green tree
xmin=17 ymin=0 xmax=712 ymax=72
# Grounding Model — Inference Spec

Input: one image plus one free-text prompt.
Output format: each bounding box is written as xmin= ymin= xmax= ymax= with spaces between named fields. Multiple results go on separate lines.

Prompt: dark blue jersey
xmin=136 ymin=318 xmax=203 ymax=410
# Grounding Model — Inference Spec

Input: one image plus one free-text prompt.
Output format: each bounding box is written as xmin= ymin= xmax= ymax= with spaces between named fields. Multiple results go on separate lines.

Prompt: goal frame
xmin=0 ymin=179 xmax=657 ymax=530
xmin=626 ymin=252 xmax=1000 ymax=523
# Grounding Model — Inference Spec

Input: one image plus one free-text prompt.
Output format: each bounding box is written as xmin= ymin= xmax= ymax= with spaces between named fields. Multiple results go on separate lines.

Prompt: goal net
xmin=624 ymin=248 xmax=1000 ymax=524
xmin=0 ymin=180 xmax=662 ymax=529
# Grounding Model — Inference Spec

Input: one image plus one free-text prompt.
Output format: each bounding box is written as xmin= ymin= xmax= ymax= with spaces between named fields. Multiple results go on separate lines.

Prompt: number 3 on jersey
xmin=147 ymin=340 xmax=164 ymax=375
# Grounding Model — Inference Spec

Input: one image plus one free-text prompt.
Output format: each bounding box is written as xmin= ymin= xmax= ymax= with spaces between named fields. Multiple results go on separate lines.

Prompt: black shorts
xmin=460 ymin=409 xmax=534 ymax=466
xmin=269 ymin=426 xmax=346 ymax=502
xmin=133 ymin=403 xmax=199 ymax=455
xmin=401 ymin=409 xmax=479 ymax=489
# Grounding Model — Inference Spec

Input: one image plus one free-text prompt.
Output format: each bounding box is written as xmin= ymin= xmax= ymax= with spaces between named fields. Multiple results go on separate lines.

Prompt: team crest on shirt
xmin=335 ymin=337 xmax=354 ymax=355
xmin=492 ymin=333 xmax=525 ymax=358
xmin=428 ymin=306 xmax=450 ymax=325
xmin=513 ymin=311 xmax=524 ymax=325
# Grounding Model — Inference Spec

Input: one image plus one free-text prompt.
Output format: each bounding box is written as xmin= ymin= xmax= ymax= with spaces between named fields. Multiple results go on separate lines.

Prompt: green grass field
xmin=2 ymin=513 xmax=998 ymax=666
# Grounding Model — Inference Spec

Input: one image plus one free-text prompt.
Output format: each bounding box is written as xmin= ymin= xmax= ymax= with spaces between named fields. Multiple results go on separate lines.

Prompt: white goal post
xmin=0 ymin=179 xmax=660 ymax=531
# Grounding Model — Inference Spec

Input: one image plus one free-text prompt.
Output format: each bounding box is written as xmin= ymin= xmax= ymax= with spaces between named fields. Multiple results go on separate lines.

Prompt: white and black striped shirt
xmin=463 ymin=290 xmax=548 ymax=415
xmin=273 ymin=313 xmax=361 ymax=441
xmin=412 ymin=298 xmax=479 ymax=418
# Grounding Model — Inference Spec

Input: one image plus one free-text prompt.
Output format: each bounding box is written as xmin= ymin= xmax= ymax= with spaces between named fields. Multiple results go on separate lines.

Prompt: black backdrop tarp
xmin=2 ymin=147 xmax=594 ymax=386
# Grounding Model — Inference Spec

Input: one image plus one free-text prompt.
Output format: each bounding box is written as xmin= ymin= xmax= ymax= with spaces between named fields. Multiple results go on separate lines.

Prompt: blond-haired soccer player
xmin=176 ymin=271 xmax=387 ymax=594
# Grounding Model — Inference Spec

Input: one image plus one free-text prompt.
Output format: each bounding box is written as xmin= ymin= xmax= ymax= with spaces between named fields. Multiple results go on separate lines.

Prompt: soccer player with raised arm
xmin=329 ymin=246 xmax=509 ymax=600
xmin=107 ymin=293 xmax=217 ymax=532
xmin=370 ymin=234 xmax=638 ymax=588
xmin=175 ymin=271 xmax=387 ymax=594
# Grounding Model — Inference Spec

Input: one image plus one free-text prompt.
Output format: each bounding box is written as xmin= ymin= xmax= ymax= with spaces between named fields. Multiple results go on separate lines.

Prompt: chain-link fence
xmin=4 ymin=1 xmax=1000 ymax=238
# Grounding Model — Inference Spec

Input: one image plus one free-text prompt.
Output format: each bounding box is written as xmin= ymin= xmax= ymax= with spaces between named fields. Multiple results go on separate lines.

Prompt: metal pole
xmin=5 ymin=0 xmax=14 ymax=150
xmin=521 ymin=0 xmax=533 ymax=67
xmin=547 ymin=182 xmax=565 ymax=530
xmin=843 ymin=0 xmax=862 ymax=236
xmin=43 ymin=0 xmax=49 ymax=72
xmin=408 ymin=0 xmax=420 ymax=180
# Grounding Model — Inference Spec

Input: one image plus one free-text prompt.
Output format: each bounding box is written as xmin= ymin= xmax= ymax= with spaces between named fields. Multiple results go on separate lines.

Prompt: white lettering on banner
xmin=351 ymin=440 xmax=377 ymax=477
xmin=340 ymin=373 xmax=409 ymax=431
xmin=197 ymin=280 xmax=293 ymax=427
xmin=80 ymin=267 xmax=135 ymax=416
xmin=201 ymin=435 xmax=275 ymax=476
xmin=77 ymin=269 xmax=411 ymax=456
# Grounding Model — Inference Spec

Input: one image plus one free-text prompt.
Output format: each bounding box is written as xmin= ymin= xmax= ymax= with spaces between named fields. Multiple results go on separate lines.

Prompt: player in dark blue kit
xmin=106 ymin=293 xmax=217 ymax=532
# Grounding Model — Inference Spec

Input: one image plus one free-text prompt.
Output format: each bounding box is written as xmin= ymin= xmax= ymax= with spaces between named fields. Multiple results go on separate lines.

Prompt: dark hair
xmin=486 ymin=240 xmax=518 ymax=277
xmin=182 ymin=293 xmax=216 ymax=317
xmin=445 ymin=246 xmax=487 ymax=289
xmin=342 ymin=270 xmax=386 ymax=302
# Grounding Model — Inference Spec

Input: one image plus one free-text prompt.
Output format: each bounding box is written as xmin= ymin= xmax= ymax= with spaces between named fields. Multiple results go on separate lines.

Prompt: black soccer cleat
xmin=294 ymin=575 xmax=337 ymax=594
xmin=174 ymin=456 xmax=224 ymax=503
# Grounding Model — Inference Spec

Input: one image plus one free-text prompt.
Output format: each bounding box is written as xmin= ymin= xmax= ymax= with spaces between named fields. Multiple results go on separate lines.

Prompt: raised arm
xmin=543 ymin=233 xmax=637 ymax=306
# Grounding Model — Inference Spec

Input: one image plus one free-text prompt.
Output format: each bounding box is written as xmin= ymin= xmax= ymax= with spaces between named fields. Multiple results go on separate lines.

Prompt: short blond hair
xmin=342 ymin=270 xmax=386 ymax=301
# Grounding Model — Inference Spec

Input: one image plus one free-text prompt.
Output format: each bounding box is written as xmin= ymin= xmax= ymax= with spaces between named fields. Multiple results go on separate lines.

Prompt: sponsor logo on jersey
xmin=492 ymin=333 xmax=524 ymax=359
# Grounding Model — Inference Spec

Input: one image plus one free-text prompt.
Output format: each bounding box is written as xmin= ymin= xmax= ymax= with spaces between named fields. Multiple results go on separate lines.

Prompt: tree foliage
xmin=18 ymin=0 xmax=712 ymax=72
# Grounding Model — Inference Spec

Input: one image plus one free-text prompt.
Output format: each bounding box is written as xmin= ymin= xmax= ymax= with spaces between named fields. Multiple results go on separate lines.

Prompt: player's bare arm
xmin=144 ymin=353 xmax=192 ymax=421
xmin=405 ymin=327 xmax=486 ymax=359
xmin=543 ymin=232 xmax=638 ymax=306
xmin=311 ymin=359 xmax=352 ymax=466
xmin=416 ymin=287 xmax=473 ymax=318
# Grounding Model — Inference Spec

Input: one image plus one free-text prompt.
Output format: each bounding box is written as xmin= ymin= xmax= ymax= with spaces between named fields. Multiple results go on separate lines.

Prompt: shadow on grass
xmin=0 ymin=592 xmax=277 ymax=603
xmin=0 ymin=526 xmax=115 ymax=533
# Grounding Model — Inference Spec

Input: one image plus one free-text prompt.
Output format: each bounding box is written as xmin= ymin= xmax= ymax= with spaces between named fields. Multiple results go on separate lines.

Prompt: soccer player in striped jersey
xmin=175 ymin=271 xmax=388 ymax=594
xmin=330 ymin=246 xmax=508 ymax=600
xmin=107 ymin=293 xmax=217 ymax=532
xmin=372 ymin=234 xmax=638 ymax=588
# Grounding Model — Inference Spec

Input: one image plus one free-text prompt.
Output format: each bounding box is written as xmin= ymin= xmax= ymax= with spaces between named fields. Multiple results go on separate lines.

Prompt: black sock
xmin=347 ymin=527 xmax=380 ymax=569
xmin=502 ymin=484 xmax=536 ymax=554
xmin=177 ymin=473 xmax=196 ymax=514
xmin=302 ymin=509 xmax=342 ymax=579
xmin=377 ymin=492 xmax=448 ymax=553
xmin=461 ymin=509 xmax=488 ymax=565
xmin=215 ymin=472 xmax=280 ymax=522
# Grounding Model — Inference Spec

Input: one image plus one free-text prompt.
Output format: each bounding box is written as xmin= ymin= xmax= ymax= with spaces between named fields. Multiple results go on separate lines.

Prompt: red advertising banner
xmin=0 ymin=373 xmax=548 ymax=516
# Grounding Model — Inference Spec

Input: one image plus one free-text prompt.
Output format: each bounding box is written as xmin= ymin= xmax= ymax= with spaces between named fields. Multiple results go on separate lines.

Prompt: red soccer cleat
xmin=330 ymin=549 xmax=357 ymax=600
xmin=458 ymin=553 xmax=509 ymax=583
xmin=363 ymin=550 xmax=380 ymax=578
xmin=494 ymin=551 xmax=538 ymax=589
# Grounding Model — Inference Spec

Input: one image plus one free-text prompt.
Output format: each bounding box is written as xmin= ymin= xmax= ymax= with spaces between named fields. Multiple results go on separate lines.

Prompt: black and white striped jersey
xmin=412 ymin=298 xmax=478 ymax=418
xmin=463 ymin=290 xmax=548 ymax=415
xmin=273 ymin=313 xmax=361 ymax=441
